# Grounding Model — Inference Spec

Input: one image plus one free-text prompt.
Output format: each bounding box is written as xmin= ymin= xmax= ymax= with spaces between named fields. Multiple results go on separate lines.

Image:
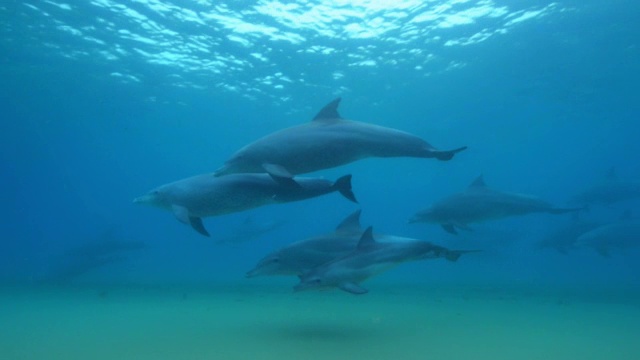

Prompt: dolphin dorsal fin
xmin=356 ymin=226 xmax=375 ymax=250
xmin=335 ymin=210 xmax=362 ymax=233
xmin=312 ymin=98 xmax=342 ymax=121
xmin=468 ymin=174 xmax=486 ymax=189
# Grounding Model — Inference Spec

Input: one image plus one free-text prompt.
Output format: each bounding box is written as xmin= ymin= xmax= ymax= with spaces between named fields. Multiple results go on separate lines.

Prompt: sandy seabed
xmin=1 ymin=283 xmax=638 ymax=360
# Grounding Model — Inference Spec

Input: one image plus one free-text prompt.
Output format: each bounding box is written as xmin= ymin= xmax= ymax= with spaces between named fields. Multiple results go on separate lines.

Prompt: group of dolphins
xmin=536 ymin=168 xmax=640 ymax=257
xmin=134 ymin=98 xmax=639 ymax=294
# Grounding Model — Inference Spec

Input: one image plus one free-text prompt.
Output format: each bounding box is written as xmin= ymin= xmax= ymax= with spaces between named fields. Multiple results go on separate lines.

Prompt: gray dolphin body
xmin=575 ymin=218 xmax=640 ymax=257
xmin=134 ymin=173 xmax=356 ymax=237
xmin=294 ymin=227 xmax=473 ymax=295
xmin=246 ymin=210 xmax=365 ymax=277
xmin=534 ymin=216 xmax=602 ymax=255
xmin=410 ymin=175 xmax=583 ymax=234
xmin=214 ymin=98 xmax=466 ymax=178
xmin=569 ymin=168 xmax=640 ymax=206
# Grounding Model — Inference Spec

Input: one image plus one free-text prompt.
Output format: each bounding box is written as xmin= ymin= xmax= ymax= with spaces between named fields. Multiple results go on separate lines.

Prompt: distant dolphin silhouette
xmin=534 ymin=215 xmax=602 ymax=255
xmin=134 ymin=173 xmax=357 ymax=237
xmin=42 ymin=228 xmax=146 ymax=284
xmin=214 ymin=98 xmax=466 ymax=178
xmin=410 ymin=175 xmax=584 ymax=234
xmin=569 ymin=167 xmax=640 ymax=206
xmin=215 ymin=216 xmax=286 ymax=245
xmin=575 ymin=211 xmax=640 ymax=257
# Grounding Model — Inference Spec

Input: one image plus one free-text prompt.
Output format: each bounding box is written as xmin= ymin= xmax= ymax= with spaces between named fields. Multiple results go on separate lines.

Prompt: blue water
xmin=1 ymin=0 xmax=639 ymax=329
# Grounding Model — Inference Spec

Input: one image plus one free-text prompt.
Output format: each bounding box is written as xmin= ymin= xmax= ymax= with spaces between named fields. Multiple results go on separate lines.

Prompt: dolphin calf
xmin=134 ymin=173 xmax=357 ymax=237
xmin=575 ymin=212 xmax=640 ymax=257
xmin=246 ymin=210 xmax=365 ymax=277
xmin=569 ymin=168 xmax=640 ymax=206
xmin=409 ymin=175 xmax=584 ymax=234
xmin=294 ymin=227 xmax=475 ymax=295
xmin=214 ymin=98 xmax=466 ymax=178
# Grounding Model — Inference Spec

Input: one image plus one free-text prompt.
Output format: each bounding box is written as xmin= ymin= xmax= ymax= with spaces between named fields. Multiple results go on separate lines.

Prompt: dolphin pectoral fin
xmin=189 ymin=216 xmax=210 ymax=237
xmin=441 ymin=224 xmax=458 ymax=235
xmin=264 ymin=164 xmax=302 ymax=189
xmin=172 ymin=205 xmax=210 ymax=237
xmin=172 ymin=204 xmax=191 ymax=224
xmin=431 ymin=146 xmax=467 ymax=161
xmin=262 ymin=163 xmax=293 ymax=179
xmin=339 ymin=282 xmax=368 ymax=295
xmin=270 ymin=175 xmax=301 ymax=189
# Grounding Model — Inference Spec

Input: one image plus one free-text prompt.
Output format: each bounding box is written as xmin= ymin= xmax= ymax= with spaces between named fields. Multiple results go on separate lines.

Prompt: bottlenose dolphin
xmin=534 ymin=215 xmax=602 ymax=255
xmin=42 ymin=228 xmax=146 ymax=284
xmin=214 ymin=98 xmax=466 ymax=178
xmin=134 ymin=173 xmax=357 ymax=237
xmin=569 ymin=168 xmax=640 ymax=206
xmin=44 ymin=255 xmax=126 ymax=285
xmin=409 ymin=175 xmax=583 ymax=234
xmin=246 ymin=210 xmax=365 ymax=277
xmin=294 ymin=227 xmax=475 ymax=295
xmin=575 ymin=212 xmax=640 ymax=257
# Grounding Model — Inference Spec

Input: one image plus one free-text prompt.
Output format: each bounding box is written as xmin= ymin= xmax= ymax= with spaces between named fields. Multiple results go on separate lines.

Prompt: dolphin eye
xmin=313 ymin=279 xmax=322 ymax=284
xmin=272 ymin=258 xmax=280 ymax=263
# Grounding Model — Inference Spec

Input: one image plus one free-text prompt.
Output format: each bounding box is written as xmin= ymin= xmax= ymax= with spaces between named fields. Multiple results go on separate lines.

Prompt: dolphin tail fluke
xmin=334 ymin=174 xmax=358 ymax=203
xmin=431 ymin=146 xmax=468 ymax=161
xmin=189 ymin=216 xmax=210 ymax=237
